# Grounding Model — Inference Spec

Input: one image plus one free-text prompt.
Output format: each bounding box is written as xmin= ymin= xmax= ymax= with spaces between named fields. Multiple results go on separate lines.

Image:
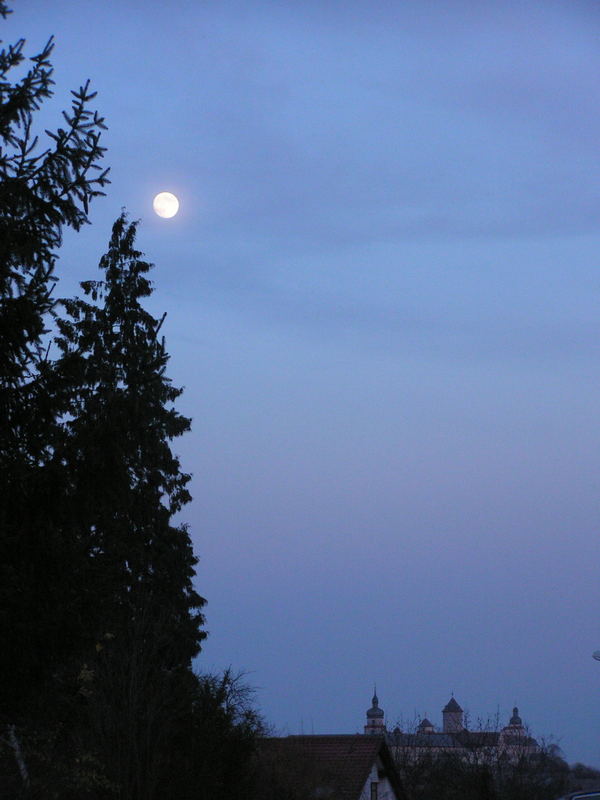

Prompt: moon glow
xmin=153 ymin=192 xmax=180 ymax=218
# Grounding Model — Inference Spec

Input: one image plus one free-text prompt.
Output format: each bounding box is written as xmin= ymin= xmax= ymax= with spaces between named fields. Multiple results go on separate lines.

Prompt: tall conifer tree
xmin=0 ymin=3 xmax=109 ymax=730
xmin=42 ymin=214 xmax=206 ymax=798
xmin=56 ymin=213 xmax=205 ymax=664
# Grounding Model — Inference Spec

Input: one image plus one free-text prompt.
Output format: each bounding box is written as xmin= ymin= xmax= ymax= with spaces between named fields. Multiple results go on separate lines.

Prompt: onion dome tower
xmin=509 ymin=707 xmax=523 ymax=727
xmin=364 ymin=689 xmax=386 ymax=735
xmin=499 ymin=705 xmax=535 ymax=753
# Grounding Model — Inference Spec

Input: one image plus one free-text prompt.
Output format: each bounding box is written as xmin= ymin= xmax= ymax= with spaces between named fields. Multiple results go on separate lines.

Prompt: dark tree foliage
xmin=166 ymin=670 xmax=267 ymax=800
xmin=40 ymin=214 xmax=206 ymax=799
xmin=0 ymin=4 xmax=109 ymax=726
xmin=79 ymin=604 xmax=203 ymax=800
xmin=0 ymin=18 xmax=108 ymax=411
xmin=393 ymin=744 xmax=571 ymax=800
xmin=55 ymin=213 xmax=205 ymax=665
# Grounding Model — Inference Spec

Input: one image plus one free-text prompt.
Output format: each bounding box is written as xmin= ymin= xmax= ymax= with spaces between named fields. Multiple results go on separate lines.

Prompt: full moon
xmin=153 ymin=192 xmax=179 ymax=219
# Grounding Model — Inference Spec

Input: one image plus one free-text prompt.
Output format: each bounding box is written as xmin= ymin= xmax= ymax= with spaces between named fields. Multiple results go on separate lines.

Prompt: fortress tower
xmin=442 ymin=696 xmax=464 ymax=732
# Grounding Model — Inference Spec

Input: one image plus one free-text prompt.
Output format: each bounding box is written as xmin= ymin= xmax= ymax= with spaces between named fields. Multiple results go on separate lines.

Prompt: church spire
xmin=364 ymin=687 xmax=386 ymax=735
xmin=509 ymin=706 xmax=523 ymax=727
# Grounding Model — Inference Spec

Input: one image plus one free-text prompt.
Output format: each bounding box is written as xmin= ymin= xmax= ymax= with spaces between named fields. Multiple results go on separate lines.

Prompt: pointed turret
xmin=417 ymin=718 xmax=435 ymax=734
xmin=442 ymin=696 xmax=464 ymax=732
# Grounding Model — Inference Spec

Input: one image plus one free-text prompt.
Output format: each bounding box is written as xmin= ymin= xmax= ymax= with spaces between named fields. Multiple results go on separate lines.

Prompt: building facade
xmin=364 ymin=693 xmax=539 ymax=761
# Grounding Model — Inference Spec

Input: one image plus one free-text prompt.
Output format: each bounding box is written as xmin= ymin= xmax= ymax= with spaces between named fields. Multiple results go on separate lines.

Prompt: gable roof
xmin=259 ymin=735 xmax=405 ymax=800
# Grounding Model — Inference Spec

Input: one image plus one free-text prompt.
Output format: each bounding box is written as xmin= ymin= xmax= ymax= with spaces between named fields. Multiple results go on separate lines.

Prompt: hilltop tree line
xmin=0 ymin=6 xmax=265 ymax=797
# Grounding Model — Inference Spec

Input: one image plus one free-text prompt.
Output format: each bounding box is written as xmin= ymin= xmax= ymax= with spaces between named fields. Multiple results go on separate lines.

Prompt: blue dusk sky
xmin=9 ymin=1 xmax=600 ymax=765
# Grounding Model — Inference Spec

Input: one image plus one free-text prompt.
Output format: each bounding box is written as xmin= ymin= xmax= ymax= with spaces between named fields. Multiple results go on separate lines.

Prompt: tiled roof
xmin=259 ymin=735 xmax=404 ymax=800
xmin=387 ymin=730 xmax=501 ymax=749
xmin=455 ymin=731 xmax=500 ymax=747
xmin=389 ymin=731 xmax=458 ymax=748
